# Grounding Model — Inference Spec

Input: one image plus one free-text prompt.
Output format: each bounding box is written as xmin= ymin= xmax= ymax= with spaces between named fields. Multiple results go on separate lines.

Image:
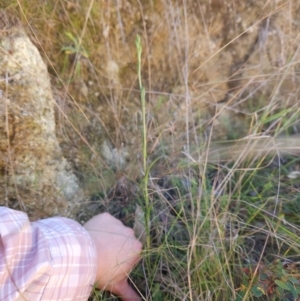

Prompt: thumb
xmin=113 ymin=279 xmax=141 ymax=301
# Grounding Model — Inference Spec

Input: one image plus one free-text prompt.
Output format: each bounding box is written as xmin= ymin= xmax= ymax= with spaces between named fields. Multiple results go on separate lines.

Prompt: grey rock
xmin=0 ymin=15 xmax=84 ymax=219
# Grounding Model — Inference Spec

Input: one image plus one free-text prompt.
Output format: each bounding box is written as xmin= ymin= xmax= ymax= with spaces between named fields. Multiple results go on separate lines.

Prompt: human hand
xmin=84 ymin=213 xmax=142 ymax=301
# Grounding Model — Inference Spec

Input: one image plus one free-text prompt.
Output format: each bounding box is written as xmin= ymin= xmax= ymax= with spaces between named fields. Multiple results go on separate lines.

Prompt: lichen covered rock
xmin=0 ymin=13 xmax=83 ymax=219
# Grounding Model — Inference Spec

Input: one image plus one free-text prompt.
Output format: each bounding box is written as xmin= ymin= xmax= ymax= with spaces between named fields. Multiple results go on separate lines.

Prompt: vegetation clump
xmin=2 ymin=1 xmax=300 ymax=300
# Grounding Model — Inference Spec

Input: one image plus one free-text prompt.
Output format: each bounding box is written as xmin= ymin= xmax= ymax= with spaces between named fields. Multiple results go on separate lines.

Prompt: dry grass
xmin=2 ymin=0 xmax=300 ymax=300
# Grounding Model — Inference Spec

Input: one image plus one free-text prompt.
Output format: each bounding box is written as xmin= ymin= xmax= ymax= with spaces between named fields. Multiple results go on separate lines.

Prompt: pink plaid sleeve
xmin=0 ymin=207 xmax=97 ymax=301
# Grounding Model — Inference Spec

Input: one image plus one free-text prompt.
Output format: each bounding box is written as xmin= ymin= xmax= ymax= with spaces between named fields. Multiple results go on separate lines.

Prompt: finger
xmin=113 ymin=280 xmax=141 ymax=301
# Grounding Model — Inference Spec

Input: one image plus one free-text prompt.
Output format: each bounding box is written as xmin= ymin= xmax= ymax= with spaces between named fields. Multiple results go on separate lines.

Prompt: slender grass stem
xmin=136 ymin=35 xmax=150 ymax=249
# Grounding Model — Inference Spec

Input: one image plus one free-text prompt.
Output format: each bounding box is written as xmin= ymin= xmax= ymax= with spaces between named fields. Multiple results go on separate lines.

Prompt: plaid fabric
xmin=0 ymin=207 xmax=97 ymax=301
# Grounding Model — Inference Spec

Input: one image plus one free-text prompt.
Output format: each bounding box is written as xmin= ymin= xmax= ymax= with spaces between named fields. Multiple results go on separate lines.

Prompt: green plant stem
xmin=136 ymin=35 xmax=150 ymax=249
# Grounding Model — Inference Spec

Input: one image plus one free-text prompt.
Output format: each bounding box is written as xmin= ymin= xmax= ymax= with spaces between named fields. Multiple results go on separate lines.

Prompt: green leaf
xmin=234 ymin=292 xmax=245 ymax=301
xmin=261 ymin=108 xmax=291 ymax=124
xmin=277 ymin=286 xmax=284 ymax=296
xmin=288 ymin=277 xmax=300 ymax=284
xmin=65 ymin=31 xmax=77 ymax=44
xmin=295 ymin=285 xmax=300 ymax=294
xmin=275 ymin=280 xmax=290 ymax=291
xmin=287 ymin=282 xmax=298 ymax=299
xmin=251 ymin=284 xmax=264 ymax=297
xmin=259 ymin=273 xmax=268 ymax=280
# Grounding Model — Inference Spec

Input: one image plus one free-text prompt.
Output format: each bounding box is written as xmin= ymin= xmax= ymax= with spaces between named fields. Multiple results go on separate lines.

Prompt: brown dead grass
xmin=2 ymin=1 xmax=300 ymax=300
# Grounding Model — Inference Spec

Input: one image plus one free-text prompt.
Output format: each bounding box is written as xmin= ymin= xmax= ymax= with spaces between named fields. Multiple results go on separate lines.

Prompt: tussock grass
xmin=3 ymin=1 xmax=300 ymax=300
